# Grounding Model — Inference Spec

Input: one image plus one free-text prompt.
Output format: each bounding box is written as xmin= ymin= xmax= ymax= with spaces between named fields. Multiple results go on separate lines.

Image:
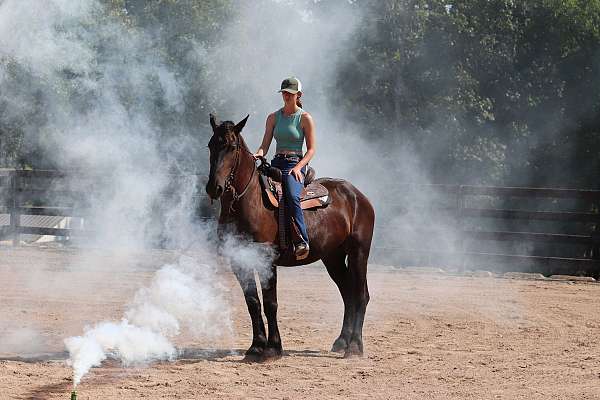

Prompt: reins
xmin=222 ymin=135 xmax=256 ymax=213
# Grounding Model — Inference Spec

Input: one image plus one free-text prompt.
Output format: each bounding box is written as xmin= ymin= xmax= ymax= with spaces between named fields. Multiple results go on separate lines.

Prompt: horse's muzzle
xmin=206 ymin=182 xmax=224 ymax=200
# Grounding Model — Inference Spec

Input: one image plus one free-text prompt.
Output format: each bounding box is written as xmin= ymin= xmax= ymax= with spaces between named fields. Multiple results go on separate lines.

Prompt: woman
xmin=254 ymin=77 xmax=316 ymax=260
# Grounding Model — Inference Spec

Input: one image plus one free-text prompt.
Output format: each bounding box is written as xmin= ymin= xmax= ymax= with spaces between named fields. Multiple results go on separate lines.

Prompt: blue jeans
xmin=271 ymin=155 xmax=309 ymax=244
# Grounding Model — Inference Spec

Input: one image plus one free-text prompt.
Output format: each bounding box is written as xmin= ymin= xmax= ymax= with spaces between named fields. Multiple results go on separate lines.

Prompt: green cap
xmin=278 ymin=77 xmax=302 ymax=94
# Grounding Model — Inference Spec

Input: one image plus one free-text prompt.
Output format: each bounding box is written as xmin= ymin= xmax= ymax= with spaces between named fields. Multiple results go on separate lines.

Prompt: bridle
xmin=221 ymin=133 xmax=256 ymax=213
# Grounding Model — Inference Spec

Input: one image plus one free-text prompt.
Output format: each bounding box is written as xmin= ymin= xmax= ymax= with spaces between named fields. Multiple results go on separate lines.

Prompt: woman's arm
xmin=254 ymin=113 xmax=275 ymax=158
xmin=290 ymin=112 xmax=316 ymax=181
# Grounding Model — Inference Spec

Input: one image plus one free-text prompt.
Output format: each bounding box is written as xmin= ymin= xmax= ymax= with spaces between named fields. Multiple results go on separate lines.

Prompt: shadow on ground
xmin=10 ymin=347 xmax=341 ymax=399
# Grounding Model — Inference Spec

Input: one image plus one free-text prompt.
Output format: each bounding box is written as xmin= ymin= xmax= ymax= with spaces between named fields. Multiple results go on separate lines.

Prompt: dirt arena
xmin=1 ymin=247 xmax=600 ymax=399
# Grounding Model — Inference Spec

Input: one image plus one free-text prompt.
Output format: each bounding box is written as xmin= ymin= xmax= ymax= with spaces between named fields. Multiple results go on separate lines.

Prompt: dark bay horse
xmin=205 ymin=114 xmax=375 ymax=360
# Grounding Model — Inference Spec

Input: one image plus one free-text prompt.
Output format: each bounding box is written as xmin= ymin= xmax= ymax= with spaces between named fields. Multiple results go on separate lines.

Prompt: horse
xmin=205 ymin=114 xmax=375 ymax=360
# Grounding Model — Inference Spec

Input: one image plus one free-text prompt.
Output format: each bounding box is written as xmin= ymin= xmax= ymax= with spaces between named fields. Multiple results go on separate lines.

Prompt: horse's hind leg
xmin=260 ymin=264 xmax=283 ymax=360
xmin=231 ymin=264 xmax=267 ymax=361
xmin=345 ymin=244 xmax=370 ymax=357
xmin=323 ymin=250 xmax=354 ymax=353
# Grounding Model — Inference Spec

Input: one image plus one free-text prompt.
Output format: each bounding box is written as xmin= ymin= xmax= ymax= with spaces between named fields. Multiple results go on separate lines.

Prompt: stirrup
xmin=294 ymin=242 xmax=310 ymax=260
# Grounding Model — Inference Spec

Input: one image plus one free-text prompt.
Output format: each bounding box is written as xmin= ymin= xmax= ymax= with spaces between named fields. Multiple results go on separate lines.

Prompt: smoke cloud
xmin=220 ymin=232 xmax=277 ymax=284
xmin=0 ymin=0 xmax=192 ymax=251
xmin=64 ymin=255 xmax=230 ymax=386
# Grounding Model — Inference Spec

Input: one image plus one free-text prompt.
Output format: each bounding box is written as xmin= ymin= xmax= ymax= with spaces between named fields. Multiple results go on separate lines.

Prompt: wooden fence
xmin=0 ymin=169 xmax=208 ymax=246
xmin=372 ymin=184 xmax=600 ymax=277
xmin=1 ymin=169 xmax=600 ymax=276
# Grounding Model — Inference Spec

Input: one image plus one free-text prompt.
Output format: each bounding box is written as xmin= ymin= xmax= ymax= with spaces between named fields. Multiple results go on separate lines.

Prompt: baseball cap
xmin=278 ymin=77 xmax=302 ymax=94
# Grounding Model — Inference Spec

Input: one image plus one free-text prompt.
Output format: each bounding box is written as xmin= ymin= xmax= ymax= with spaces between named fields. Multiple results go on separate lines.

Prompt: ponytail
xmin=296 ymin=95 xmax=303 ymax=109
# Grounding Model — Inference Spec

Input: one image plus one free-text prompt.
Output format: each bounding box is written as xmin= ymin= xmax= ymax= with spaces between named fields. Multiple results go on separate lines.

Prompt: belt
xmin=275 ymin=153 xmax=302 ymax=159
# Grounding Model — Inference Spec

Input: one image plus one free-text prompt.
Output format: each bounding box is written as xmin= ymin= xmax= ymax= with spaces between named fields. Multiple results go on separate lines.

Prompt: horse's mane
xmin=221 ymin=120 xmax=236 ymax=129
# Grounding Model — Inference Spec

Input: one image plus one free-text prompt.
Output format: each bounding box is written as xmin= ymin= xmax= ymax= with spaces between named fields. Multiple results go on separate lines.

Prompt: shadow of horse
xmin=178 ymin=347 xmax=342 ymax=363
xmin=1 ymin=347 xmax=340 ymax=366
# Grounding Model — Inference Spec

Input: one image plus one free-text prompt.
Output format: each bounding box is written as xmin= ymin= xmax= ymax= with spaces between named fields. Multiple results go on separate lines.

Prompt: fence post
xmin=9 ymin=170 xmax=19 ymax=246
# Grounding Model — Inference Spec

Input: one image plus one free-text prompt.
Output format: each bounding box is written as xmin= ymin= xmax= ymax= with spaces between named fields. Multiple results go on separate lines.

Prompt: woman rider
xmin=253 ymin=77 xmax=316 ymax=260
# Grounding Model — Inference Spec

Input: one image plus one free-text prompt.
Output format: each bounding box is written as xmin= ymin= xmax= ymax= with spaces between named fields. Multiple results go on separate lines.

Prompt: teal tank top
xmin=273 ymin=108 xmax=304 ymax=154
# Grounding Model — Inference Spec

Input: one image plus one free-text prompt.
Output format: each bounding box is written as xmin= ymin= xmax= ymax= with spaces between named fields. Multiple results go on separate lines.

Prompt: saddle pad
xmin=259 ymin=175 xmax=330 ymax=210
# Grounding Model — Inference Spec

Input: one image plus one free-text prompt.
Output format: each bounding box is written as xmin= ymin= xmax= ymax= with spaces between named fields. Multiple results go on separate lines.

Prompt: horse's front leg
xmin=231 ymin=264 xmax=267 ymax=361
xmin=260 ymin=264 xmax=282 ymax=360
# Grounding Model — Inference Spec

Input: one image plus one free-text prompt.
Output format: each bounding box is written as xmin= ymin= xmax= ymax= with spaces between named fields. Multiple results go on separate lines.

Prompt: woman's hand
xmin=253 ymin=149 xmax=264 ymax=160
xmin=290 ymin=166 xmax=304 ymax=182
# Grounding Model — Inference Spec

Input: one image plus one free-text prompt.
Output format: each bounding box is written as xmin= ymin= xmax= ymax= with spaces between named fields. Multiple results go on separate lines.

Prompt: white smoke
xmin=220 ymin=233 xmax=277 ymax=284
xmin=65 ymin=320 xmax=176 ymax=386
xmin=64 ymin=255 xmax=231 ymax=386
xmin=0 ymin=0 xmax=190 ymax=250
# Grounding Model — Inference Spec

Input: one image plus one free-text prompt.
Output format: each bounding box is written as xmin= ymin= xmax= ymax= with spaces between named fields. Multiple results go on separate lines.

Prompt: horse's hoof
xmin=331 ymin=337 xmax=348 ymax=353
xmin=343 ymin=341 xmax=364 ymax=358
xmin=262 ymin=346 xmax=283 ymax=361
xmin=243 ymin=346 xmax=265 ymax=362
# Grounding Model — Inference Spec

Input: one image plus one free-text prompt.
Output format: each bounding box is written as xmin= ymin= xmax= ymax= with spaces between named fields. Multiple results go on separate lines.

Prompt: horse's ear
xmin=234 ymin=114 xmax=249 ymax=134
xmin=210 ymin=113 xmax=218 ymax=130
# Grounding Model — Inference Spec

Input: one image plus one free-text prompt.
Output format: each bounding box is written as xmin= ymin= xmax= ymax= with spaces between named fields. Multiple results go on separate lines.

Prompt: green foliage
xmin=337 ymin=0 xmax=600 ymax=186
xmin=2 ymin=0 xmax=599 ymax=188
xmin=113 ymin=0 xmax=235 ymax=165
xmin=0 ymin=0 xmax=234 ymax=170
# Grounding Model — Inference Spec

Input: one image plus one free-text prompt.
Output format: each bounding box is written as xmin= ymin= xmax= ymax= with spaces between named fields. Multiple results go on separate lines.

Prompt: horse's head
xmin=206 ymin=113 xmax=249 ymax=200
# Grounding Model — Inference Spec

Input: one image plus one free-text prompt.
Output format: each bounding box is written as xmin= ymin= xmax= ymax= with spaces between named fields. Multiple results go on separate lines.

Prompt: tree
xmin=335 ymin=0 xmax=600 ymax=187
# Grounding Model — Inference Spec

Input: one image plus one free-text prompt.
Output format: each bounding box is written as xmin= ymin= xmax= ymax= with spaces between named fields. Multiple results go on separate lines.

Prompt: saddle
xmin=258 ymin=163 xmax=330 ymax=210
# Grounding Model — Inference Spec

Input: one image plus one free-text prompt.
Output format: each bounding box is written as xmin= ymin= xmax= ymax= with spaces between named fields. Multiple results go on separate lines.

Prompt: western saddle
xmin=258 ymin=161 xmax=330 ymax=210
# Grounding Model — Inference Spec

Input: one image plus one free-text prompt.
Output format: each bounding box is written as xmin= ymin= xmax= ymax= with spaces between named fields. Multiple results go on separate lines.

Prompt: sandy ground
xmin=1 ymin=246 xmax=600 ymax=399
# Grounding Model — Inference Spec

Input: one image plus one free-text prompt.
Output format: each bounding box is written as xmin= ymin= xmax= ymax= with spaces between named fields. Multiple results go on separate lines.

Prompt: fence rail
xmin=374 ymin=183 xmax=600 ymax=276
xmin=0 ymin=169 xmax=207 ymax=245
xmin=1 ymin=169 xmax=600 ymax=276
